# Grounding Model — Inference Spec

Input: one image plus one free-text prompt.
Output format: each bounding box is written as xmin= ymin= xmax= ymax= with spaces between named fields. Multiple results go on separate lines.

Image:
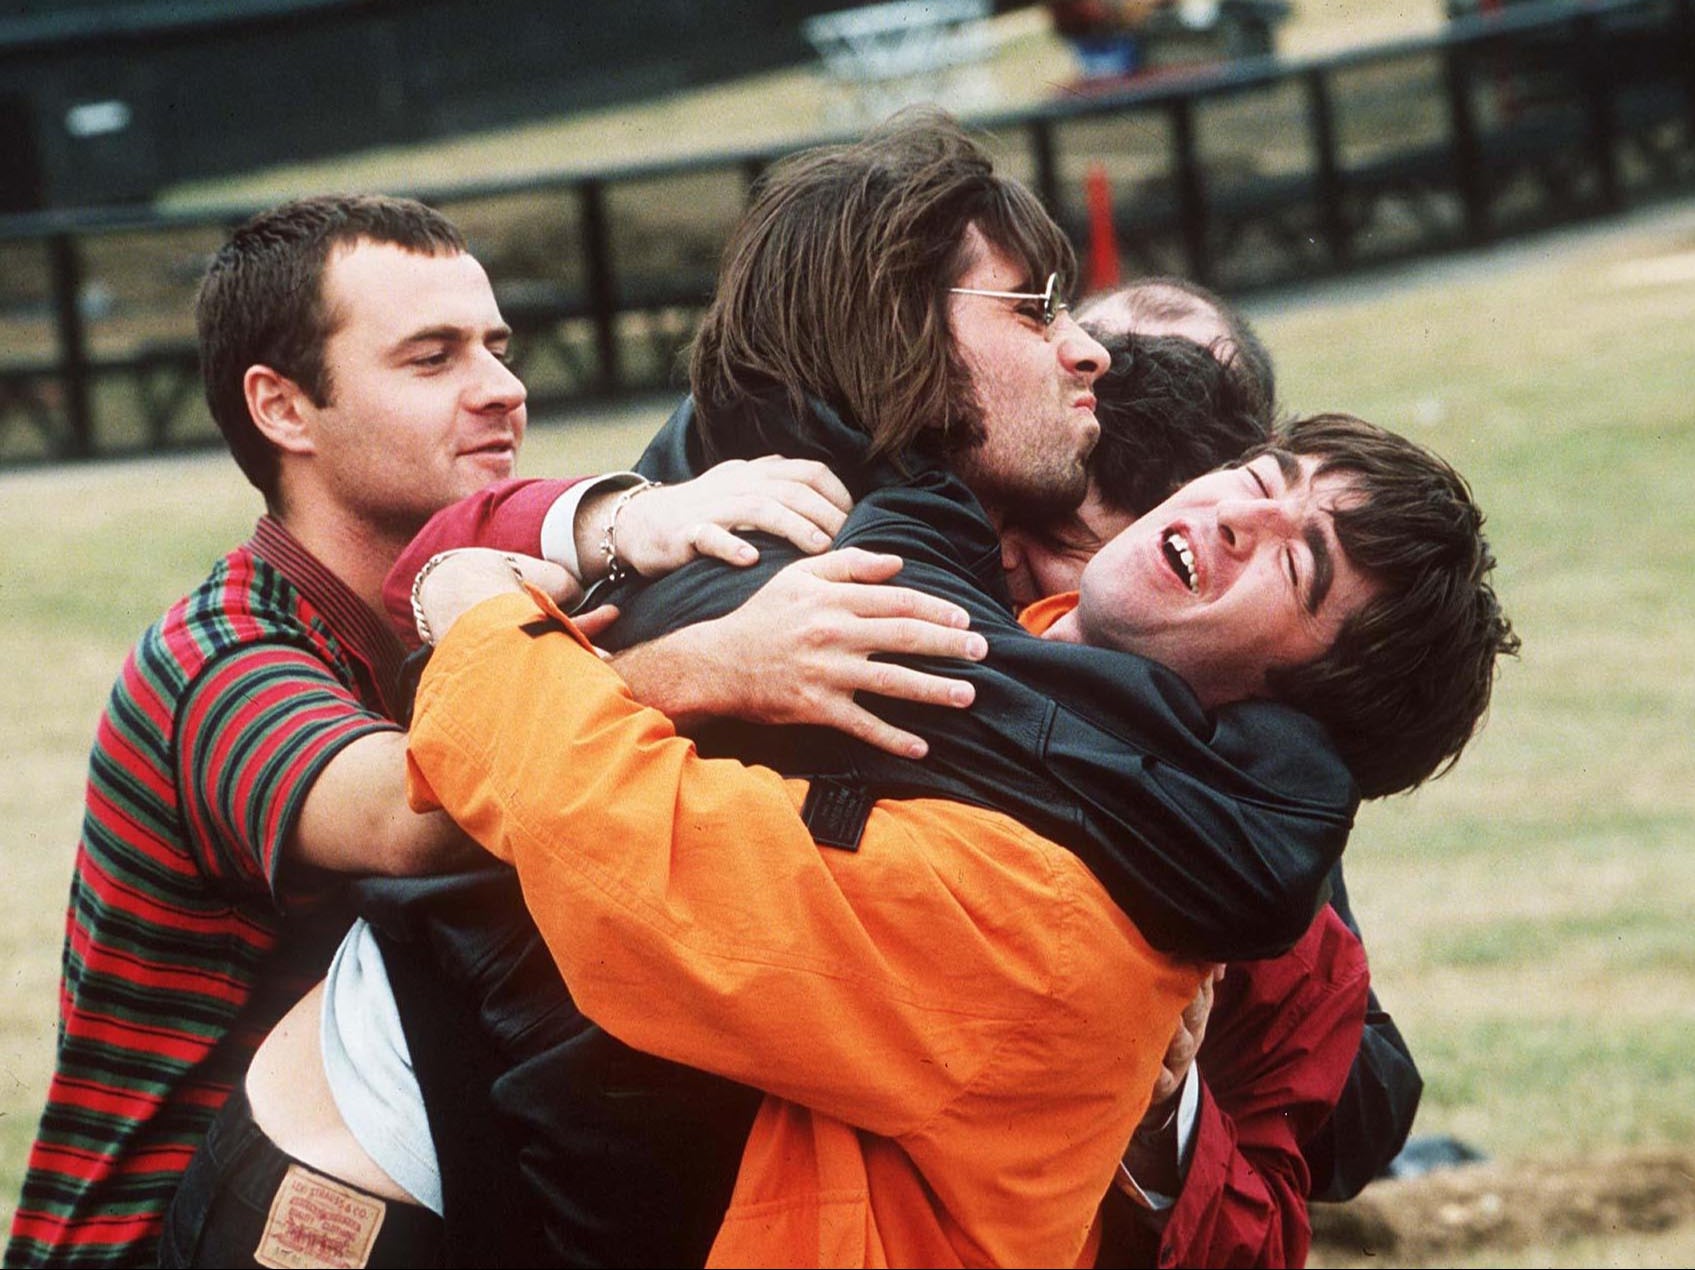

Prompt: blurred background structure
xmin=0 ymin=0 xmax=865 ymax=209
xmin=0 ymin=0 xmax=1690 ymax=467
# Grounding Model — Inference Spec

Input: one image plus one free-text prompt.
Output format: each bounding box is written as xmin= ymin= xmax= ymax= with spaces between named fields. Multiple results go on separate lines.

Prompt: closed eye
xmin=1248 ymin=465 xmax=1271 ymax=497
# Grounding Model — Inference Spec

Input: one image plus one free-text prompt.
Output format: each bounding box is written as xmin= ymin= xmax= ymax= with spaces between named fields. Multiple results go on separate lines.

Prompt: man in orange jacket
xmin=401 ymin=411 xmax=1516 ymax=1267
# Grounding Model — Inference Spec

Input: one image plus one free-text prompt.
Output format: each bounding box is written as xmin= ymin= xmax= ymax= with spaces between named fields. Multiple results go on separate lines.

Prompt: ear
xmin=999 ymin=531 xmax=1027 ymax=576
xmin=244 ymin=364 xmax=317 ymax=457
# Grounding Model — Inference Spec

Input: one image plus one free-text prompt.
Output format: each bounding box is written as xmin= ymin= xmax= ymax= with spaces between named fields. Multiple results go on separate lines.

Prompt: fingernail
xmin=738 ymin=545 xmax=757 ymax=562
xmin=950 ymin=683 xmax=975 ymax=707
xmin=965 ymin=635 xmax=987 ymax=659
xmin=907 ymin=739 xmax=928 ymax=759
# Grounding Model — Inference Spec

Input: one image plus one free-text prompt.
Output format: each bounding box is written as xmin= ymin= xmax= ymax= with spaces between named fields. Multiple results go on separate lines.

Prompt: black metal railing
xmin=1 ymin=0 xmax=1690 ymax=464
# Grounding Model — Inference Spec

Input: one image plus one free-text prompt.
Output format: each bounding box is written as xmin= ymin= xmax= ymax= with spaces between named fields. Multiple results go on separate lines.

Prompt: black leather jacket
xmin=600 ymin=391 xmax=1357 ymax=959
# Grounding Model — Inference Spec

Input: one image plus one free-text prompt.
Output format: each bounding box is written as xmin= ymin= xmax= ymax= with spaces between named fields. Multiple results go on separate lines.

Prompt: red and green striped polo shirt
xmin=5 ymin=518 xmax=407 ymax=1268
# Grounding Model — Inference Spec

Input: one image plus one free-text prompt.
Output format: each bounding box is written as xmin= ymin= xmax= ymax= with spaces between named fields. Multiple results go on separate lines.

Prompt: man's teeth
xmin=1163 ymin=531 xmax=1198 ymax=593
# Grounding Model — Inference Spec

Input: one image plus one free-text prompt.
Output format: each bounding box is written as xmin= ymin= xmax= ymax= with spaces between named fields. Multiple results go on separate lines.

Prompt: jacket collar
xmin=247 ymin=515 xmax=408 ymax=718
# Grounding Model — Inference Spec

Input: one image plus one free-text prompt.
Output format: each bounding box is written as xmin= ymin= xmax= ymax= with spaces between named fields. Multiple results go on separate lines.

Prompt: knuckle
xmin=866 ymin=663 xmax=898 ymax=695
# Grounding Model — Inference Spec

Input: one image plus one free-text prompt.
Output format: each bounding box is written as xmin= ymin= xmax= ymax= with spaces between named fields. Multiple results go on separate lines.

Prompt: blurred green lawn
xmin=3 ymin=198 xmax=1692 ymax=1263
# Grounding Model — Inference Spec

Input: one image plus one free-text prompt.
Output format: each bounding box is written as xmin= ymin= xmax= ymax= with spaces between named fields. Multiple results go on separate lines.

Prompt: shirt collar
xmin=1017 ymin=591 xmax=1080 ymax=636
xmin=247 ymin=516 xmax=409 ymax=719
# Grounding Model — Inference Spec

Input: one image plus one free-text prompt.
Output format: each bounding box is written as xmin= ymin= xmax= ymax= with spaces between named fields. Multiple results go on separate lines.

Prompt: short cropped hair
xmin=690 ymin=107 xmax=1076 ymax=467
xmin=1259 ymin=413 xmax=1519 ymax=799
xmin=196 ymin=194 xmax=467 ymax=500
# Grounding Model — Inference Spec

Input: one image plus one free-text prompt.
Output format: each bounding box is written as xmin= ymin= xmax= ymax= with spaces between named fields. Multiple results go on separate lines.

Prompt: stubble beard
xmin=956 ymin=443 xmax=1090 ymax=526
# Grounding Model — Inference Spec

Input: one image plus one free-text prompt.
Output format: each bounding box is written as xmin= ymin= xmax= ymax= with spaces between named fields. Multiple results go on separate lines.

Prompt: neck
xmin=1038 ymin=607 xmax=1086 ymax=644
xmin=271 ymin=499 xmax=413 ymax=616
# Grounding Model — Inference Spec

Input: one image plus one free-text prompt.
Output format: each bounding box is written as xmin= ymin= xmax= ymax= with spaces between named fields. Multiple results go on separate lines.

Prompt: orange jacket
xmin=407 ymin=591 xmax=1202 ymax=1267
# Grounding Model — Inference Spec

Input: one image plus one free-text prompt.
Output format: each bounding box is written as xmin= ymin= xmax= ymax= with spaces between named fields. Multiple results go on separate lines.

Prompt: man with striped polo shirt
xmin=5 ymin=194 xmax=980 ymax=1268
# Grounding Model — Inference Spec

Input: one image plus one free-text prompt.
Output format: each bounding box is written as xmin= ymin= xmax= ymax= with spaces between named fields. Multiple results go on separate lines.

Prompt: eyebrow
xmin=1265 ymin=450 xmax=1335 ymax=615
xmin=392 ymin=323 xmax=511 ymax=353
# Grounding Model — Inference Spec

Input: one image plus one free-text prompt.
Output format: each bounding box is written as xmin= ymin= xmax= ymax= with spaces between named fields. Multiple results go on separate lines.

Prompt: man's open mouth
xmin=1162 ymin=530 xmax=1198 ymax=593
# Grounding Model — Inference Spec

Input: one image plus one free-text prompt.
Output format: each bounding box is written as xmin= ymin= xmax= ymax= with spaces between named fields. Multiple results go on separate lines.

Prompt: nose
xmin=1215 ymin=496 xmax=1298 ymax=555
xmin=1053 ymin=313 xmax=1109 ymax=385
xmin=468 ymin=346 xmax=527 ymax=414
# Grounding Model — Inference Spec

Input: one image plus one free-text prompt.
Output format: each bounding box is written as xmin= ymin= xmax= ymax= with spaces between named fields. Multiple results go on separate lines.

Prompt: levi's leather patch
xmin=253 ymin=1163 xmax=387 ymax=1269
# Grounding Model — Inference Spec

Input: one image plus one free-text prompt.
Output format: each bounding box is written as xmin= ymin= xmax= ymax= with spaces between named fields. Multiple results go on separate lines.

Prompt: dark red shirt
xmin=1115 ymin=906 xmax=1369 ymax=1268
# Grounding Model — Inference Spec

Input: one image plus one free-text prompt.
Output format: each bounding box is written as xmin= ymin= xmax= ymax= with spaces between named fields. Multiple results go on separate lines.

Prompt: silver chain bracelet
xmin=410 ymin=551 xmax=457 ymax=646
xmin=410 ymin=551 xmax=526 ymax=646
xmin=598 ymin=478 xmax=663 ymax=584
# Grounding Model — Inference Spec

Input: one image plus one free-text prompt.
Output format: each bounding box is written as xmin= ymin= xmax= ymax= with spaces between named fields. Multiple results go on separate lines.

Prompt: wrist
xmin=1136 ymin=1100 xmax=1180 ymax=1143
xmin=410 ymin=552 xmax=456 ymax=646
xmin=612 ymin=622 xmax=734 ymax=729
xmin=594 ymin=479 xmax=664 ymax=583
xmin=412 ymin=551 xmax=527 ymax=646
xmin=545 ymin=473 xmax=637 ymax=577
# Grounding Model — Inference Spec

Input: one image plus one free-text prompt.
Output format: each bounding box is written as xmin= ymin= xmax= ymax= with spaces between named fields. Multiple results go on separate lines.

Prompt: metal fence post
xmin=579 ymin=179 xmax=620 ymax=396
xmin=1443 ymin=38 xmax=1490 ymax=247
xmin=1029 ymin=117 xmax=1060 ymax=214
xmin=1676 ymin=0 xmax=1695 ymax=145
xmin=1304 ymin=67 xmax=1350 ymax=266
xmin=1574 ymin=11 xmax=1623 ymax=213
xmin=741 ymin=156 xmax=770 ymax=206
xmin=49 ymin=233 xmax=93 ymax=460
xmin=1168 ymin=94 xmax=1210 ymax=284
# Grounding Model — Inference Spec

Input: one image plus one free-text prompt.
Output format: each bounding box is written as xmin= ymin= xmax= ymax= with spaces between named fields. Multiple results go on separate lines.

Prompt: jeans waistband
xmin=195 ymin=1083 xmax=445 ymax=1264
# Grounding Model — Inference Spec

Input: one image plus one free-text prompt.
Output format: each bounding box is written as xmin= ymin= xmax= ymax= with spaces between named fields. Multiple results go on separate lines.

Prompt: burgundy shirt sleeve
xmin=382 ymin=477 xmax=586 ymax=641
xmin=1151 ymin=907 xmax=1370 ymax=1269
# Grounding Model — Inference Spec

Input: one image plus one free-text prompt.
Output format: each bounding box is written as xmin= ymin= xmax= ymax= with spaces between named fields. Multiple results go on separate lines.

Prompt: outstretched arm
xmin=382 ymin=458 xmax=853 ymax=640
xmin=403 ymin=546 xmax=989 ymax=759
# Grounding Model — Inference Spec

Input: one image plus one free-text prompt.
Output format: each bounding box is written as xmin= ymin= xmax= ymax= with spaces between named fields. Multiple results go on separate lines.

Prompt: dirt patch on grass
xmin=1311 ymin=1147 xmax=1695 ymax=1266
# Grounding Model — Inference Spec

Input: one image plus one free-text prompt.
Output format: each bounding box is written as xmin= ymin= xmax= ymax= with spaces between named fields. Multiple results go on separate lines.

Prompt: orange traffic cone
xmin=1085 ymin=162 xmax=1120 ymax=293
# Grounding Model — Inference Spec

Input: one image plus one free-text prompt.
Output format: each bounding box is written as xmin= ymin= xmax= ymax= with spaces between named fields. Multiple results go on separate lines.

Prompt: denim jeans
xmin=158 ymin=1085 xmax=444 ymax=1268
